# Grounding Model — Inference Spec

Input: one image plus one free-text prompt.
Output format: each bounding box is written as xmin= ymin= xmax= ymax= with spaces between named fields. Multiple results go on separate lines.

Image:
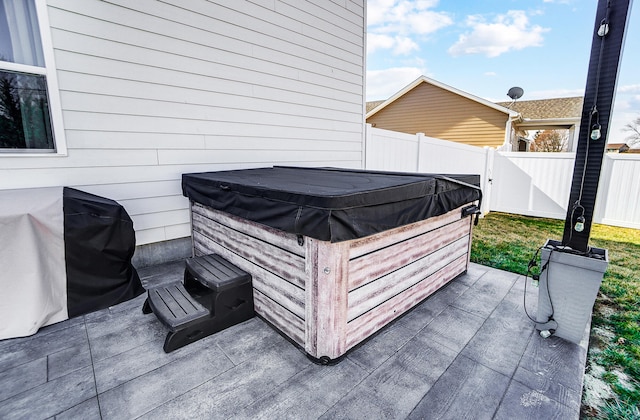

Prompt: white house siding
xmin=1 ymin=0 xmax=366 ymax=246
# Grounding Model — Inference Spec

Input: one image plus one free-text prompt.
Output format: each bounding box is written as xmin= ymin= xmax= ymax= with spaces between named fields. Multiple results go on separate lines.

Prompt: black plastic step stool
xmin=143 ymin=254 xmax=254 ymax=353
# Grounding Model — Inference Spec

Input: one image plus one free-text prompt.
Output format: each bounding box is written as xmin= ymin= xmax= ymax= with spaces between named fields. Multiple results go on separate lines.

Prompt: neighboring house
xmin=497 ymin=96 xmax=583 ymax=152
xmin=366 ymin=76 xmax=519 ymax=149
xmin=0 ymin=0 xmax=365 ymax=265
xmin=605 ymin=143 xmax=631 ymax=153
xmin=366 ymin=76 xmax=584 ymax=152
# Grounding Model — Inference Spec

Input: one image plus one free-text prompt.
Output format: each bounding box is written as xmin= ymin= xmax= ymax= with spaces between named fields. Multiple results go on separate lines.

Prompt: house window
xmin=518 ymin=138 xmax=528 ymax=152
xmin=0 ymin=0 xmax=63 ymax=154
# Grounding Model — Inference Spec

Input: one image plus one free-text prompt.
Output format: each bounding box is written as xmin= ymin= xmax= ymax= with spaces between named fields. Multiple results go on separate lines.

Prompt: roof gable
xmin=367 ymin=75 xmax=518 ymax=119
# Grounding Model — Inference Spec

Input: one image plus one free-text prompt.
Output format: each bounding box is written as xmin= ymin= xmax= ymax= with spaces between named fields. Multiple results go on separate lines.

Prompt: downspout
xmin=502 ymin=113 xmax=520 ymax=151
xmin=361 ymin=1 xmax=368 ymax=169
xmin=502 ymin=119 xmax=513 ymax=151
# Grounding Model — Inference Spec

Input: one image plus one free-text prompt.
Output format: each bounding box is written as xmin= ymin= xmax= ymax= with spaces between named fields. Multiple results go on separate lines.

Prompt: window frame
xmin=0 ymin=0 xmax=66 ymax=156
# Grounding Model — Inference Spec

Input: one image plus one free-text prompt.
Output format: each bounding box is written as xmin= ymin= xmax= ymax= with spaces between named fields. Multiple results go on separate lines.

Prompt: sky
xmin=366 ymin=0 xmax=640 ymax=145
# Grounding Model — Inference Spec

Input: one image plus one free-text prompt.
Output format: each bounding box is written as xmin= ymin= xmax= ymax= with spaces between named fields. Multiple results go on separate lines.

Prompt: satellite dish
xmin=507 ymin=87 xmax=524 ymax=101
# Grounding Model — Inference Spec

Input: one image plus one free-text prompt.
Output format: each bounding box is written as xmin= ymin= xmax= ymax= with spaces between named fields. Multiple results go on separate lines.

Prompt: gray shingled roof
xmin=496 ymin=96 xmax=584 ymax=119
xmin=366 ymin=100 xmax=385 ymax=113
xmin=368 ymin=96 xmax=584 ymax=120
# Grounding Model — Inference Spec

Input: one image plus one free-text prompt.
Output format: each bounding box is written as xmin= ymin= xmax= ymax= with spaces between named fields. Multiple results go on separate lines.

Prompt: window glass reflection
xmin=0 ymin=70 xmax=53 ymax=150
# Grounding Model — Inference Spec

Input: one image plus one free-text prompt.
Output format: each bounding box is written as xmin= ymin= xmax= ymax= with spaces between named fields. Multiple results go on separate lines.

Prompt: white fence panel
xmin=417 ymin=135 xmax=494 ymax=213
xmin=417 ymin=135 xmax=488 ymax=175
xmin=366 ymin=126 xmax=419 ymax=172
xmin=491 ymin=152 xmax=576 ymax=219
xmin=364 ymin=125 xmax=640 ymax=229
xmin=366 ymin=126 xmax=493 ymax=212
xmin=595 ymin=154 xmax=640 ymax=229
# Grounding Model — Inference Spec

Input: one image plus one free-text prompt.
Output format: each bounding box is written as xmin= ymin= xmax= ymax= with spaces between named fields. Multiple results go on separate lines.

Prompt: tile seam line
xmin=84 ymin=315 xmax=104 ymax=419
xmin=489 ymin=277 xmax=541 ymax=419
xmin=130 ymin=341 xmax=283 ymax=419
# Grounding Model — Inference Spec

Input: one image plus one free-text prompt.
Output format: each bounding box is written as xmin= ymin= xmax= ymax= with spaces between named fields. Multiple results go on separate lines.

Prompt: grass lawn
xmin=470 ymin=212 xmax=640 ymax=419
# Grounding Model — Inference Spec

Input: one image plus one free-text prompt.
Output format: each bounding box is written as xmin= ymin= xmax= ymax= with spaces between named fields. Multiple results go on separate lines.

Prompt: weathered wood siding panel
xmin=192 ymin=216 xmax=307 ymax=292
xmin=345 ymin=255 xmax=468 ymax=350
xmin=191 ymin=205 xmax=306 ymax=343
xmin=348 ymin=220 xmax=469 ymax=289
xmin=367 ymin=82 xmax=508 ymax=148
xmin=192 ymin=203 xmax=304 ymax=258
xmin=305 ymin=239 xmax=349 ymax=359
xmin=347 ymin=237 xmax=469 ymax=321
xmin=254 ymin=289 xmax=305 ymax=346
xmin=1 ymin=0 xmax=365 ymax=245
xmin=190 ymin=201 xmax=475 ymax=359
xmin=344 ymin=207 xmax=472 ymax=350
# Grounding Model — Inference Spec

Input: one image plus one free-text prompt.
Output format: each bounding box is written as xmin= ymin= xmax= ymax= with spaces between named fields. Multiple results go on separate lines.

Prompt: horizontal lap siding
xmin=348 ymin=218 xmax=470 ymax=293
xmin=345 ymin=208 xmax=473 ymax=351
xmin=192 ymin=204 xmax=306 ymax=346
xmin=346 ymin=255 xmax=468 ymax=350
xmin=1 ymin=0 xmax=365 ymax=245
xmin=191 ymin=214 xmax=307 ymax=288
xmin=192 ymin=204 xmax=304 ymax=257
xmin=254 ymin=289 xmax=304 ymax=346
xmin=367 ymin=82 xmax=507 ymax=148
xmin=348 ymin=206 xmax=465 ymax=258
xmin=347 ymin=237 xmax=470 ymax=321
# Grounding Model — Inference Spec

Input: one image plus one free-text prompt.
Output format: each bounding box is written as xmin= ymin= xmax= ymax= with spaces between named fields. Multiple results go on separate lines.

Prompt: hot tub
xmin=182 ymin=167 xmax=481 ymax=362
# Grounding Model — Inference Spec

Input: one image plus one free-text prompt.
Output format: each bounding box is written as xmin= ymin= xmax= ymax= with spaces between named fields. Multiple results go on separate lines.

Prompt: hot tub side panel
xmin=304 ymin=206 xmax=473 ymax=359
xmin=191 ymin=202 xmax=475 ymax=360
xmin=191 ymin=203 xmax=307 ymax=346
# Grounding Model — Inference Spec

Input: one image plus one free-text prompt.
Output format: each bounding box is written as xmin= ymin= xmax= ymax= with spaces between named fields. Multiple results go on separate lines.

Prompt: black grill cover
xmin=63 ymin=187 xmax=144 ymax=317
xmin=182 ymin=167 xmax=482 ymax=242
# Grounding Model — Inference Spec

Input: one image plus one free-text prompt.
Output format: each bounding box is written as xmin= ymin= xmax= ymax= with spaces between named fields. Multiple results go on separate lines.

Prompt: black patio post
xmin=562 ymin=0 xmax=633 ymax=252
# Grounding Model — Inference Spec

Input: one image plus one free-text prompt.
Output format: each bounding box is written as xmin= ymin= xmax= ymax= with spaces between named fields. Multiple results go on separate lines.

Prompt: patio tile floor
xmin=0 ymin=262 xmax=588 ymax=419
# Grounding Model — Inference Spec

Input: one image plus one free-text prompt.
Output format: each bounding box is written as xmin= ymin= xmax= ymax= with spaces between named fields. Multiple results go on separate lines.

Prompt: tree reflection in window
xmin=0 ymin=69 xmax=53 ymax=150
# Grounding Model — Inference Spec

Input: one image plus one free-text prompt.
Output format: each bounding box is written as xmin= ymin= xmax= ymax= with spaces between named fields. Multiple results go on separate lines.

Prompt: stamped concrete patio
xmin=0 ymin=261 xmax=588 ymax=419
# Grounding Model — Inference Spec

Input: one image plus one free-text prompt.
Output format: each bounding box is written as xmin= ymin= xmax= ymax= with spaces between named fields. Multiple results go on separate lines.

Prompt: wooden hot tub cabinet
xmin=190 ymin=201 xmax=474 ymax=361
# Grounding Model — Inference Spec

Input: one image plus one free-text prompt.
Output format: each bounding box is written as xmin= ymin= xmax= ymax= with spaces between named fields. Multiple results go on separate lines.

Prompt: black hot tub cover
xmin=182 ymin=167 xmax=482 ymax=242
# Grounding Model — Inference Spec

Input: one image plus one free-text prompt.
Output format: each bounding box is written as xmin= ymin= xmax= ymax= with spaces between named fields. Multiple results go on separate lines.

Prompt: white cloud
xmin=367 ymin=33 xmax=396 ymax=53
xmin=393 ymin=36 xmax=420 ymax=55
xmin=484 ymin=71 xmax=497 ymax=77
xmin=368 ymin=0 xmax=398 ymax=27
xmin=366 ymin=67 xmax=425 ymax=100
xmin=609 ymin=107 xmax=640 ymax=144
xmin=367 ymin=34 xmax=419 ymax=55
xmin=448 ymin=10 xmax=549 ymax=58
xmin=617 ymin=84 xmax=640 ymax=93
xmin=368 ymin=0 xmax=452 ymax=56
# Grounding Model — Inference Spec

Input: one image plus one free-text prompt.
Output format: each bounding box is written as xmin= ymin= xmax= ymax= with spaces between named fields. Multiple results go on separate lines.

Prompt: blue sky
xmin=366 ymin=0 xmax=640 ymax=145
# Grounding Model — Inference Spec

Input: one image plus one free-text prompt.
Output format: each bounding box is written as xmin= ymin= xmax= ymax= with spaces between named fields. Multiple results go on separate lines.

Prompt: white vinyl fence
xmin=490 ymin=152 xmax=575 ymax=220
xmin=365 ymin=125 xmax=640 ymax=230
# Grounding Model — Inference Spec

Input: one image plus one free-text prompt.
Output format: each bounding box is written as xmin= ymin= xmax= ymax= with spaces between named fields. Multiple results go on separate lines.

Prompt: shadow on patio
xmin=0 ymin=261 xmax=587 ymax=419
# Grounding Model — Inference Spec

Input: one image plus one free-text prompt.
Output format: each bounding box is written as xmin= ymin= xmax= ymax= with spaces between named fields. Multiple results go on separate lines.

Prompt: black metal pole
xmin=562 ymin=0 xmax=633 ymax=252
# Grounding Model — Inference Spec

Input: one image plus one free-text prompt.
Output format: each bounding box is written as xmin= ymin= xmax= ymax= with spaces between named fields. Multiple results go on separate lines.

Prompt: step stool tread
xmin=148 ymin=282 xmax=209 ymax=330
xmin=186 ymin=254 xmax=251 ymax=291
